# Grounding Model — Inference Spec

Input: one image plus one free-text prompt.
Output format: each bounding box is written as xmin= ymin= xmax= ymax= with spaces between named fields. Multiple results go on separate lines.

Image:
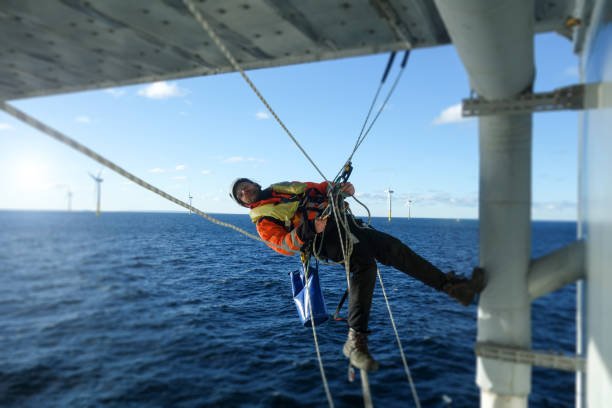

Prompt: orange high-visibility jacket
xmin=249 ymin=181 xmax=329 ymax=255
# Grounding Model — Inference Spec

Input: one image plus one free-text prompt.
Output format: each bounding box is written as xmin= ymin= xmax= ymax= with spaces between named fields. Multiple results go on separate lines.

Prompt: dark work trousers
xmin=318 ymin=217 xmax=447 ymax=332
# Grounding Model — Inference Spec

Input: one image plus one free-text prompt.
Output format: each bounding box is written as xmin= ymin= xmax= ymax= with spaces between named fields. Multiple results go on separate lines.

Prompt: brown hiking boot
xmin=443 ymin=267 xmax=486 ymax=306
xmin=343 ymin=328 xmax=379 ymax=371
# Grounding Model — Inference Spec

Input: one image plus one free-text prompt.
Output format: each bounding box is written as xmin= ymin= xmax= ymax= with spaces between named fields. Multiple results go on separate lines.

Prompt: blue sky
xmin=0 ymin=33 xmax=579 ymax=220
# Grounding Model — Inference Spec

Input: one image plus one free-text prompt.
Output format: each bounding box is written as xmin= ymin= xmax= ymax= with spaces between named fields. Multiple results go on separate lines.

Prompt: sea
xmin=0 ymin=211 xmax=578 ymax=407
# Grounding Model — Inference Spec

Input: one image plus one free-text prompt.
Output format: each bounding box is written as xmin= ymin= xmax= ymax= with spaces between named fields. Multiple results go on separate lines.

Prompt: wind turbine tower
xmin=384 ymin=187 xmax=394 ymax=222
xmin=188 ymin=192 xmax=193 ymax=215
xmin=408 ymin=199 xmax=413 ymax=220
xmin=89 ymin=170 xmax=103 ymax=216
xmin=67 ymin=190 xmax=72 ymax=211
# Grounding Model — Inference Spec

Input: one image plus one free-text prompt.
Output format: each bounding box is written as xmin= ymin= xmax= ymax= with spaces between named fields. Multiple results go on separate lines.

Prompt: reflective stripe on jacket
xmin=249 ymin=181 xmax=329 ymax=255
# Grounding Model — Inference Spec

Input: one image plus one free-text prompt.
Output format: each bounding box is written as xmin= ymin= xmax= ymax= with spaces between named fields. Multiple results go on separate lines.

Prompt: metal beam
xmin=475 ymin=343 xmax=586 ymax=372
xmin=528 ymin=240 xmax=585 ymax=301
xmin=462 ymin=82 xmax=612 ymax=117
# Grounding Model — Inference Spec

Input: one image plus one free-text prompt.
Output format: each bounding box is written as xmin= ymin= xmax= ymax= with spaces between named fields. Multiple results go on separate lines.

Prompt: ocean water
xmin=0 ymin=211 xmax=577 ymax=407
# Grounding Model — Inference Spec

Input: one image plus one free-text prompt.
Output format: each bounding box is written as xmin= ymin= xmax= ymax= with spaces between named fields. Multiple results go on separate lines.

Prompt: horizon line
xmin=0 ymin=208 xmax=578 ymax=223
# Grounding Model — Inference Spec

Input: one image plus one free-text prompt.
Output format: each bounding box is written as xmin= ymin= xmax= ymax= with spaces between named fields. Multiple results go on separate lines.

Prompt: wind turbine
xmin=66 ymin=189 xmax=72 ymax=211
xmin=89 ymin=170 xmax=103 ymax=216
xmin=384 ymin=187 xmax=394 ymax=222
xmin=188 ymin=192 xmax=193 ymax=215
xmin=407 ymin=199 xmax=413 ymax=220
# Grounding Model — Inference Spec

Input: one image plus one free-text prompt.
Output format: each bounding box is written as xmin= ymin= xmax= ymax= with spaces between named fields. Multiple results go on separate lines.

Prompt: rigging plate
xmin=462 ymin=82 xmax=612 ymax=116
xmin=475 ymin=342 xmax=586 ymax=372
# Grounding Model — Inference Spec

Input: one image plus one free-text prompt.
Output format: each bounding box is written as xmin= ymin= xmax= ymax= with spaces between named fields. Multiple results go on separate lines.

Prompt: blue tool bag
xmin=290 ymin=262 xmax=329 ymax=327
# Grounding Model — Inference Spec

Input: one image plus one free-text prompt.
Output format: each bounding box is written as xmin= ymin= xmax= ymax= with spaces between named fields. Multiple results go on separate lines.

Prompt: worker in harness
xmin=229 ymin=177 xmax=485 ymax=371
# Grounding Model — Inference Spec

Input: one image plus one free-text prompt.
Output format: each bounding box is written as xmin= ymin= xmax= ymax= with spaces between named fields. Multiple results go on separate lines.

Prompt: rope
xmin=330 ymin=0 xmax=416 ymax=182
xmin=0 ymin=102 xmax=287 ymax=250
xmin=352 ymin=54 xmax=409 ymax=156
xmin=355 ymin=52 xmax=396 ymax=149
xmin=348 ymin=195 xmax=372 ymax=227
xmin=183 ymin=0 xmax=407 ymax=245
xmin=335 ymin=50 xmax=410 ymax=182
xmin=330 ymin=194 xmax=353 ymax=290
xmin=360 ymin=369 xmax=374 ymax=408
xmin=377 ymin=266 xmax=422 ymax=408
xmin=333 ymin=52 xmax=395 ymax=182
xmin=182 ymin=0 xmax=328 ymax=182
xmin=310 ymin=187 xmax=355 ymax=289
xmin=303 ymin=258 xmax=335 ymax=408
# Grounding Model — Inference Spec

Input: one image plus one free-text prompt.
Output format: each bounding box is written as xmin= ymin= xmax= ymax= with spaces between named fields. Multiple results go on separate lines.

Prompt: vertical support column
xmin=478 ymin=114 xmax=532 ymax=407
xmin=433 ymin=1 xmax=535 ymax=406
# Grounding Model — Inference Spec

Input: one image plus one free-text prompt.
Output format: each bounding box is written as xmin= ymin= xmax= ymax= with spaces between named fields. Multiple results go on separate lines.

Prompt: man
xmin=229 ymin=178 xmax=485 ymax=371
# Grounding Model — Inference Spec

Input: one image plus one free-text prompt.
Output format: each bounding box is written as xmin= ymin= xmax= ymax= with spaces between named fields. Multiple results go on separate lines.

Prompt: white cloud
xmin=255 ymin=111 xmax=270 ymax=120
xmin=355 ymin=190 xmax=477 ymax=208
xmin=224 ymin=156 xmax=266 ymax=163
xmin=410 ymin=191 xmax=477 ymax=207
xmin=76 ymin=116 xmax=90 ymax=123
xmin=105 ymin=88 xmax=126 ymax=98
xmin=564 ymin=66 xmax=579 ymax=78
xmin=432 ymin=103 xmax=471 ymax=125
xmin=138 ymin=81 xmax=189 ymax=99
xmin=176 ymin=164 xmax=187 ymax=170
xmin=533 ymin=200 xmax=576 ymax=211
xmin=354 ymin=192 xmax=387 ymax=201
xmin=225 ymin=156 xmax=244 ymax=163
xmin=201 ymin=170 xmax=212 ymax=175
xmin=149 ymin=168 xmax=165 ymax=174
xmin=0 ymin=123 xmax=12 ymax=131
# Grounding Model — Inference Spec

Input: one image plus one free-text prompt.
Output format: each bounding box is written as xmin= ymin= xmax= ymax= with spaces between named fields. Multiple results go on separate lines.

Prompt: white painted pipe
xmin=477 ymin=114 xmax=532 ymax=408
xmin=434 ymin=1 xmax=534 ymax=100
xmin=528 ymin=240 xmax=585 ymax=301
xmin=433 ymin=1 xmax=535 ymax=407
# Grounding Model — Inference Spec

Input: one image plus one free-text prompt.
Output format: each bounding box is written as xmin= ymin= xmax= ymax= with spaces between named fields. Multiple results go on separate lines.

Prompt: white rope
xmin=360 ymin=369 xmax=374 ymax=408
xmin=376 ymin=266 xmax=422 ymax=408
xmin=330 ymin=193 xmax=354 ymax=290
xmin=0 ymin=102 xmax=290 ymax=250
xmin=303 ymin=260 xmax=335 ymax=408
xmin=311 ymin=188 xmax=357 ymax=292
xmin=182 ymin=0 xmax=328 ymax=182
xmin=330 ymin=0 xmax=415 ymax=182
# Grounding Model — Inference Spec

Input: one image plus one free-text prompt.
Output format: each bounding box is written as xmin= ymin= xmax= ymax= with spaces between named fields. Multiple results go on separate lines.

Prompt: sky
xmin=0 ymin=33 xmax=580 ymax=220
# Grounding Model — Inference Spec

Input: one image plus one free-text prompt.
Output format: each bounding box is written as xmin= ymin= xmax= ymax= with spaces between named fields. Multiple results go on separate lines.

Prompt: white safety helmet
xmin=229 ymin=177 xmax=254 ymax=206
